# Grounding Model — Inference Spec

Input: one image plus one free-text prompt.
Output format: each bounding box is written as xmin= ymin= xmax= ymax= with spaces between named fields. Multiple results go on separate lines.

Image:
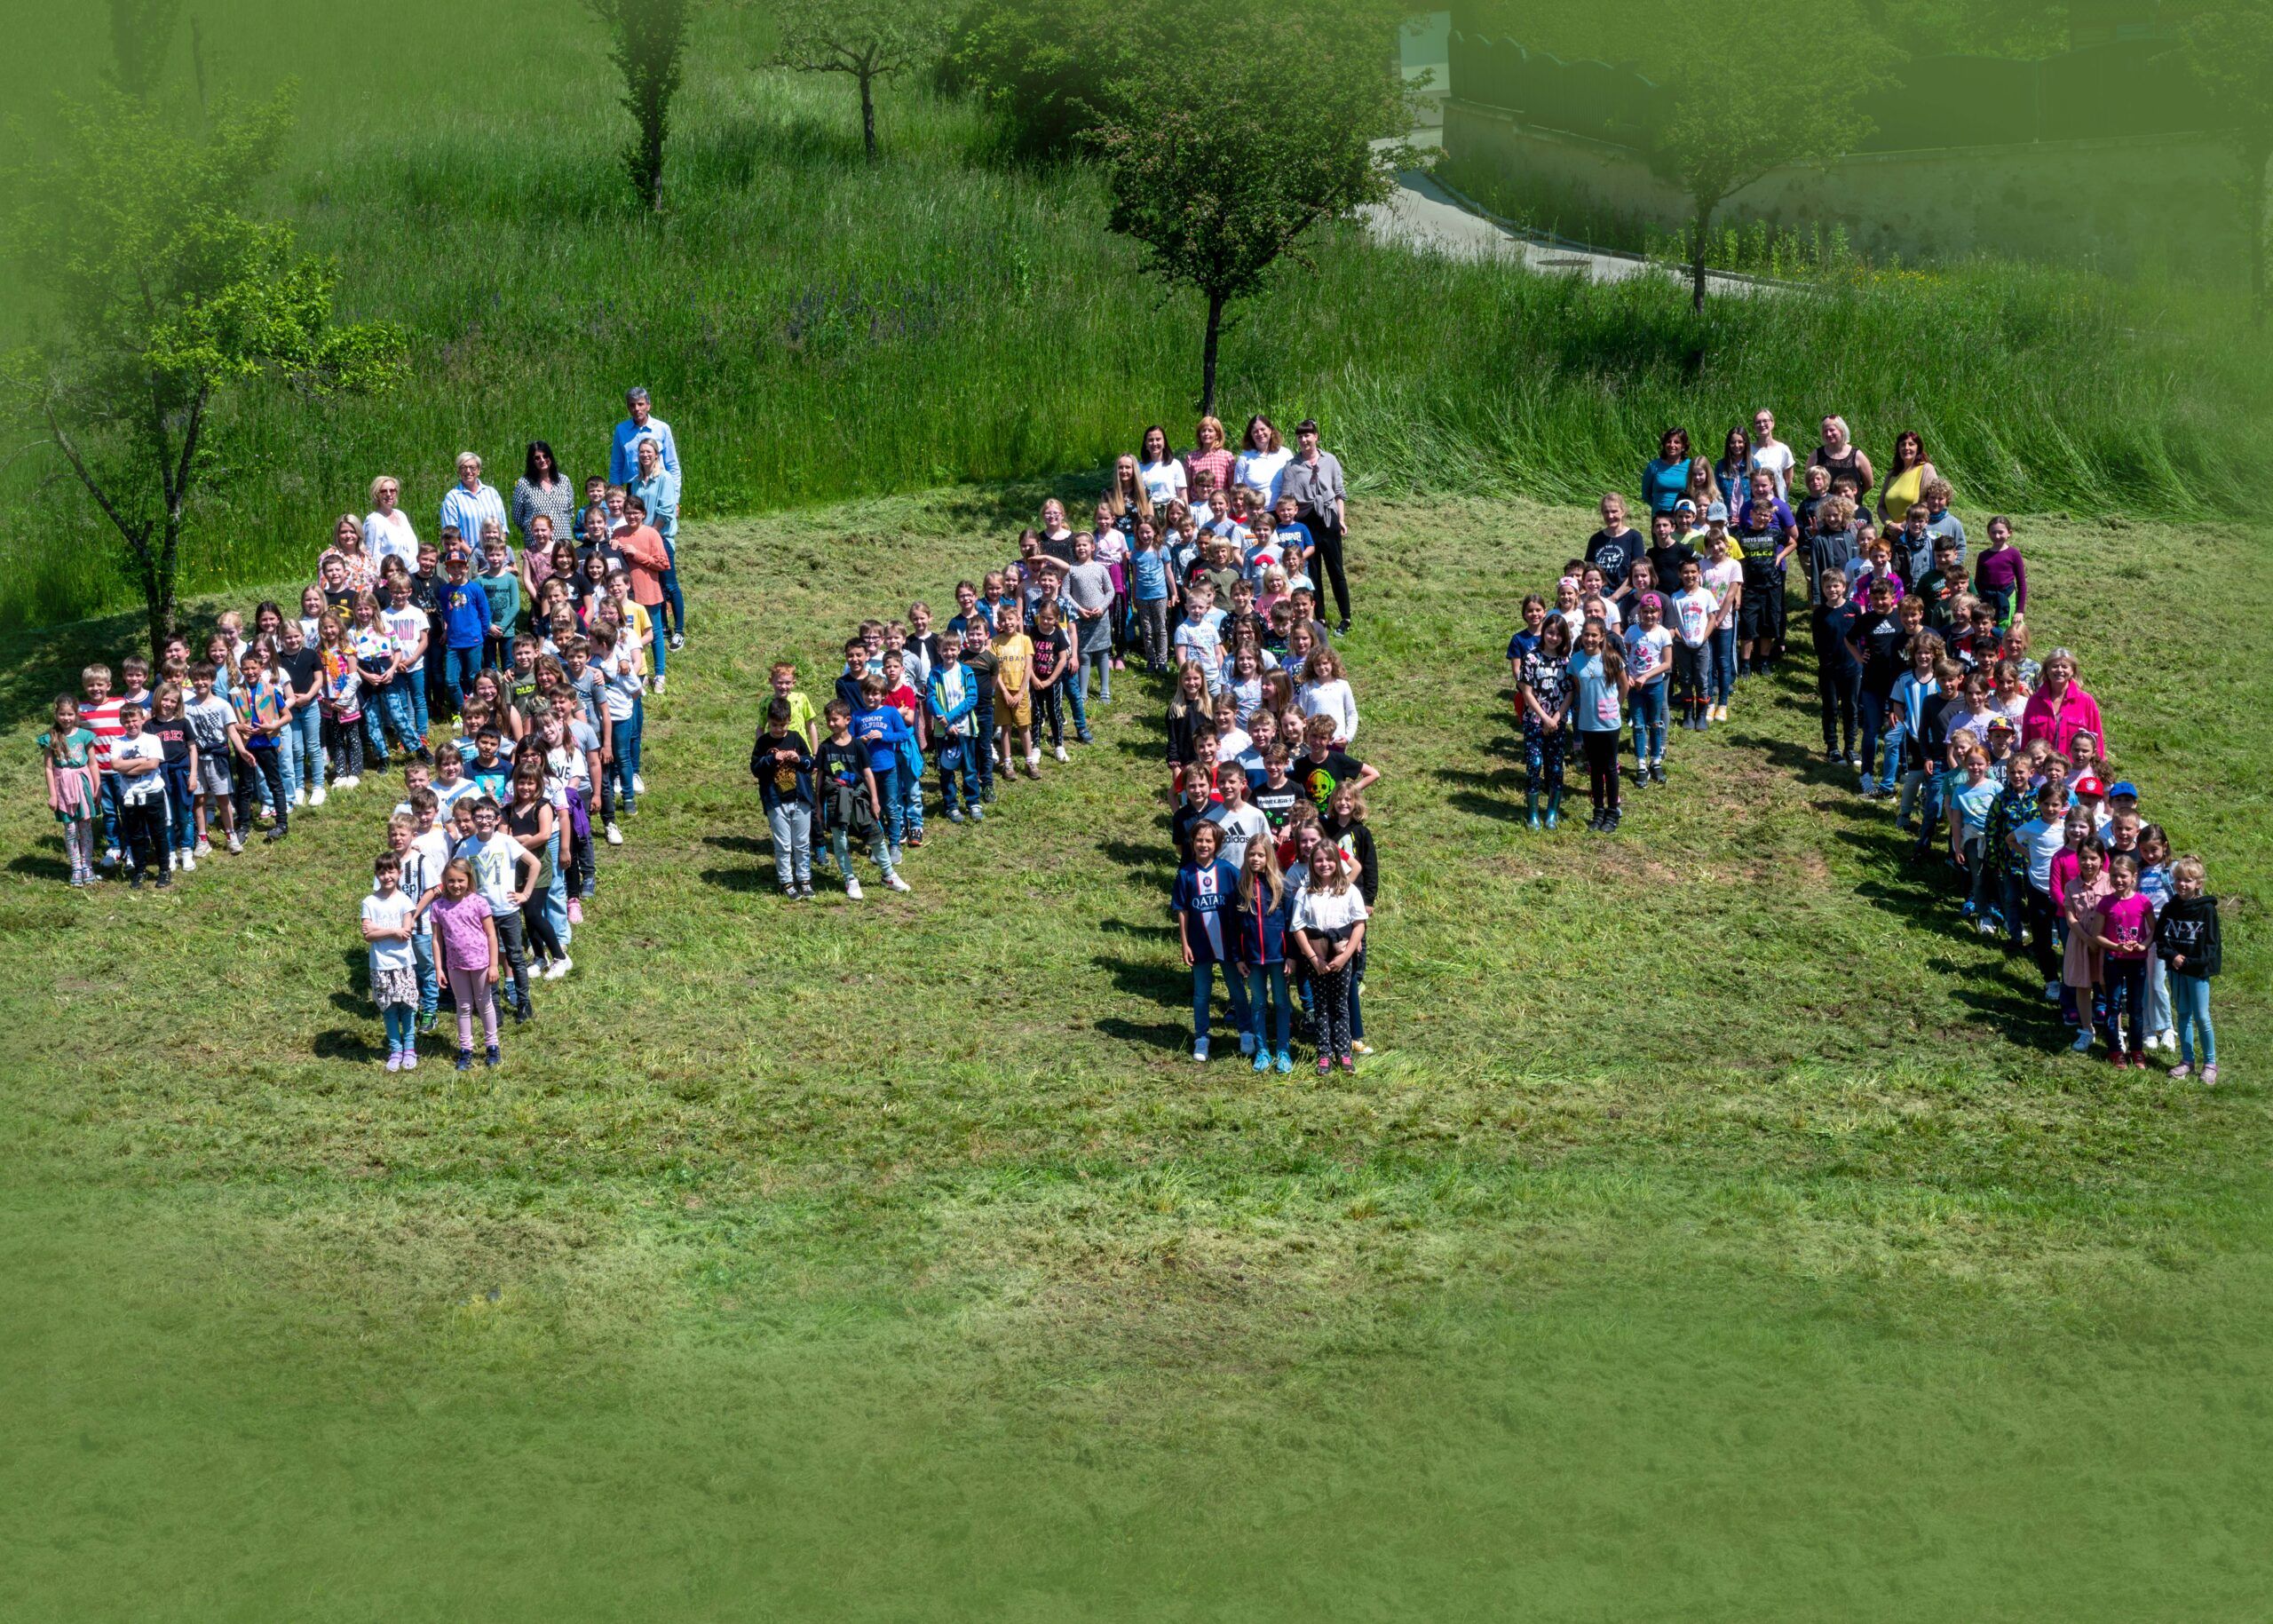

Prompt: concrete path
xmin=1359 ymin=138 xmax=1776 ymax=297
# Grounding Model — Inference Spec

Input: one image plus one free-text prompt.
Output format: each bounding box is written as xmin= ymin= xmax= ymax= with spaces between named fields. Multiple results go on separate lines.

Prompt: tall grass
xmin=2 ymin=0 xmax=2267 ymax=630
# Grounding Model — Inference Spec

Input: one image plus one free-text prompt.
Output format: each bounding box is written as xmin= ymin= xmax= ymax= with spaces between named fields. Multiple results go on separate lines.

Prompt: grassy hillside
xmin=2 ymin=0 xmax=2267 ymax=630
xmin=2 ymin=491 xmax=2266 ymax=1616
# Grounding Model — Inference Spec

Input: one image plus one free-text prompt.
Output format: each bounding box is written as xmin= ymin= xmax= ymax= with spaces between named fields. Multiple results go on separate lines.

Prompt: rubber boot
xmin=1545 ymin=786 xmax=1563 ymax=830
xmin=1526 ymin=786 xmax=1541 ymax=830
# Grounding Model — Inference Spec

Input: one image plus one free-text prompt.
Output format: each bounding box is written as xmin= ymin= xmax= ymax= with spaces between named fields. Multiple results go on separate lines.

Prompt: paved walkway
xmin=1359 ymin=141 xmax=1774 ymax=298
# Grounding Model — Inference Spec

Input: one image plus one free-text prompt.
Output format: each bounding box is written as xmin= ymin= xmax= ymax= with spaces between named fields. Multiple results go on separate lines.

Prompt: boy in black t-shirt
xmin=1291 ymin=713 xmax=1377 ymax=809
xmin=1810 ymin=567 xmax=1865 ymax=765
xmin=1846 ymin=577 xmax=1908 ymax=790
xmin=1252 ymin=745 xmax=1301 ymax=830
xmin=1645 ymin=512 xmax=1697 ymax=606
xmin=957 ymin=621 xmax=999 ymax=802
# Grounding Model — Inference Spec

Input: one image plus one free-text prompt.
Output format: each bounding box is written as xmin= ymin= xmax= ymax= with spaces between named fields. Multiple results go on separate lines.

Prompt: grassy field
xmin=2 ymin=490 xmax=2267 ymax=1617
xmin=3 ymin=0 xmax=2269 ymax=628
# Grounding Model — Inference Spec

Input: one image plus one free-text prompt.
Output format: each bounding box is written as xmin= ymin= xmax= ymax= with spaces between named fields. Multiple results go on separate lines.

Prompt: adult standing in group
xmin=610 ymin=386 xmax=680 ymax=489
xmin=1875 ymin=430 xmax=1937 ymax=529
xmin=511 ymin=441 xmax=576 ymax=553
xmin=1642 ymin=428 xmax=1693 ymax=517
xmin=439 ymin=453 xmax=508 ymax=562
xmin=1233 ymin=415 xmax=1293 ymax=511
xmin=2021 ymin=648 xmax=2106 ymax=758
xmin=1810 ymin=416 xmax=1874 ymax=505
xmin=364 ymin=476 xmax=419 ymax=572
xmin=1281 ymin=419 xmax=1351 ymax=635
xmin=629 ymin=435 xmax=685 ymax=649
xmin=1184 ymin=416 xmax=1233 ymax=506
xmin=1747 ymin=408 xmax=1796 ymax=498
xmin=320 ymin=514 xmax=377 ymax=596
xmin=1136 ymin=425 xmax=1187 ymax=508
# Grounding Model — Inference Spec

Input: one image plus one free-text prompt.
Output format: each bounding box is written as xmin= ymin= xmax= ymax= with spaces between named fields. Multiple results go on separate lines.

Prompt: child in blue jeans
xmin=1175 ymin=820 xmax=1250 ymax=1063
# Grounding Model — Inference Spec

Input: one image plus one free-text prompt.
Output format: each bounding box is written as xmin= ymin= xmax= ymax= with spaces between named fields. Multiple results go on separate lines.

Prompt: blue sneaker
xmin=1274 ymin=1050 xmax=1293 ymax=1073
xmin=1253 ymin=1050 xmax=1271 ymax=1073
xmin=455 ymin=1049 xmax=473 ymax=1072
xmin=1192 ymin=1038 xmax=1210 ymax=1063
xmin=969 ymin=805 xmax=985 ymax=823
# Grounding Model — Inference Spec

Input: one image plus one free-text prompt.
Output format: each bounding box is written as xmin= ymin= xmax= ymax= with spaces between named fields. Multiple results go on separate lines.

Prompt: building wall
xmin=1443 ymin=99 xmax=2245 ymax=278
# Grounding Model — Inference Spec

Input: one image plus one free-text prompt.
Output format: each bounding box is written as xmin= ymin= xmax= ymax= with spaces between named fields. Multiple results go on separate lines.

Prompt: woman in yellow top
xmin=1876 ymin=429 xmax=1937 ymax=527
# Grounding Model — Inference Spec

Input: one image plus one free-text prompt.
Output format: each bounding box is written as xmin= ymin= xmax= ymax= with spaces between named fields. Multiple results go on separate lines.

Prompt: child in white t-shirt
xmin=361 ymin=851 xmax=422 ymax=1069
xmin=1669 ymin=559 xmax=1720 ymax=733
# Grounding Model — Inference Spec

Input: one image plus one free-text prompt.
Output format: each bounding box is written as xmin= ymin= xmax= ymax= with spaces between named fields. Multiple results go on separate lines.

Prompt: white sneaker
xmin=1026 ymin=749 xmax=1041 ymax=768
xmin=179 ymin=852 xmax=195 ymax=874
xmin=226 ymin=833 xmax=244 ymax=854
xmin=2156 ymin=1029 xmax=2178 ymax=1051
xmin=605 ymin=821 xmax=623 ymax=845
xmin=194 ymin=838 xmax=212 ymax=857
xmin=2070 ymin=1028 xmax=2095 ymax=1052
xmin=309 ymin=786 xmax=327 ymax=807
xmin=886 ymin=873 xmax=912 ymax=892
xmin=291 ymin=788 xmax=307 ymax=808
xmin=845 ymin=876 xmax=864 ymax=899
xmin=633 ymin=773 xmax=645 ymax=795
xmin=650 ymin=675 xmax=665 ymax=694
xmin=1976 ymin=919 xmax=1997 ymax=937
xmin=543 ymin=956 xmax=572 ymax=980
xmin=102 ymin=848 xmax=120 ymax=867
xmin=1053 ymin=745 xmax=1068 ymax=763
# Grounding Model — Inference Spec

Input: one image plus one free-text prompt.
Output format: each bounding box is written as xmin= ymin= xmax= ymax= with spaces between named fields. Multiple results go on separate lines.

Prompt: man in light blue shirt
xmin=438 ymin=452 xmax=507 ymax=560
xmin=610 ymin=386 xmax=680 ymax=488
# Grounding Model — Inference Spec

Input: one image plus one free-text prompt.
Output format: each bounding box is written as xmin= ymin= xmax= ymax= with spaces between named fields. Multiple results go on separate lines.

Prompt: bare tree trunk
xmin=859 ymin=64 xmax=878 ymax=163
xmin=1200 ymin=291 xmax=1225 ymax=418
xmin=1691 ymin=202 xmax=1712 ymax=313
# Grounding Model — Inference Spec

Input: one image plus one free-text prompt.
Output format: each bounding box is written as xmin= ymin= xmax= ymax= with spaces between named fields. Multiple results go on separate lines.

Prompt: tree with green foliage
xmin=590 ymin=0 xmax=698 ymax=209
xmin=2 ymin=91 xmax=404 ymax=658
xmin=1645 ymin=9 xmax=1873 ymax=309
xmin=1085 ymin=20 xmax=1407 ymax=415
xmin=107 ymin=0 xmax=184 ymax=99
xmin=2182 ymin=2 xmax=2273 ymax=325
xmin=942 ymin=0 xmax=1124 ymax=162
xmin=770 ymin=0 xmax=948 ymax=163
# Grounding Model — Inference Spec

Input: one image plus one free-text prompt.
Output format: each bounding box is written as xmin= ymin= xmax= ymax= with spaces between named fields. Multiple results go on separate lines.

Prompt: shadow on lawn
xmin=8 ymin=844 xmax=71 ymax=882
xmin=1093 ymin=943 xmax=1192 ymax=1055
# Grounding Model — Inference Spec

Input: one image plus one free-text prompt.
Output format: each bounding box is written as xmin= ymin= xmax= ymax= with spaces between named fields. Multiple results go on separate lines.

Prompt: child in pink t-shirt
xmin=427 ymin=857 xmax=502 ymax=1070
xmin=2091 ymin=852 xmax=2158 ymax=1068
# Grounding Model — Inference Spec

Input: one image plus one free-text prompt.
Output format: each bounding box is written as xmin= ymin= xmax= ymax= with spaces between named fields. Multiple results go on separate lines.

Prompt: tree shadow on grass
xmin=1730 ymin=730 xmax=1861 ymax=794
xmin=699 ymin=866 xmax=774 ymax=895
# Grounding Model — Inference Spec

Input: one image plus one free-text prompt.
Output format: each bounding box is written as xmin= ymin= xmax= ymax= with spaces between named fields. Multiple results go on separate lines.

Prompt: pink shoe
xmin=567 ymin=898 xmax=583 ymax=924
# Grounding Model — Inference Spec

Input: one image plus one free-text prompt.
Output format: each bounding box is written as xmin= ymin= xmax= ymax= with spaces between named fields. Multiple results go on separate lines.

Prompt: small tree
xmin=1086 ymin=25 xmax=1407 ymax=415
xmin=2183 ymin=2 xmax=2273 ymax=325
xmin=1647 ymin=26 xmax=1872 ymax=310
xmin=590 ymin=0 xmax=697 ymax=209
xmin=770 ymin=0 xmax=947 ymax=163
xmin=3 ymin=90 xmax=403 ymax=658
xmin=107 ymin=0 xmax=184 ymax=99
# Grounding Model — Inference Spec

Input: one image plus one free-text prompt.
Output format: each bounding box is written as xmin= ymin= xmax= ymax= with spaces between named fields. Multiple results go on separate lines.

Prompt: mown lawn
xmin=2 ymin=491 xmax=2268 ymax=1620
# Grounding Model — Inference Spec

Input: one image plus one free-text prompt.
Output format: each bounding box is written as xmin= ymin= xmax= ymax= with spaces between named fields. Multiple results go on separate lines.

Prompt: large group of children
xmin=1499 ymin=412 xmax=2223 ymax=1080
xmin=37 ymin=391 xmax=687 ymax=1073
xmin=738 ymin=414 xmax=1377 ymax=1073
xmin=35 ymin=396 xmax=2226 ymax=1085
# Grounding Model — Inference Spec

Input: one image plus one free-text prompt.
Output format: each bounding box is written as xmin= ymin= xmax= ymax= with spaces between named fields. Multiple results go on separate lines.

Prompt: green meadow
xmin=1 ymin=0 xmax=2268 ymax=627
xmin=2 ymin=492 xmax=2267 ymax=1616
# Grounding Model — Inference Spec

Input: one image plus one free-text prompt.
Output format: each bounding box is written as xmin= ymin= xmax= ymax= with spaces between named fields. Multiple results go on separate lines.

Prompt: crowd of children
xmin=739 ymin=414 xmax=1382 ymax=1073
xmin=36 ymin=402 xmax=2226 ymax=1084
xmin=38 ymin=404 xmax=685 ymax=1073
xmin=1514 ymin=416 xmax=2224 ymax=1080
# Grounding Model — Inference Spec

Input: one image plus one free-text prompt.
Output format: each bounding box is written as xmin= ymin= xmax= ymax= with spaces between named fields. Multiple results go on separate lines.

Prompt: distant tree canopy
xmin=946 ymin=0 xmax=1406 ymax=163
